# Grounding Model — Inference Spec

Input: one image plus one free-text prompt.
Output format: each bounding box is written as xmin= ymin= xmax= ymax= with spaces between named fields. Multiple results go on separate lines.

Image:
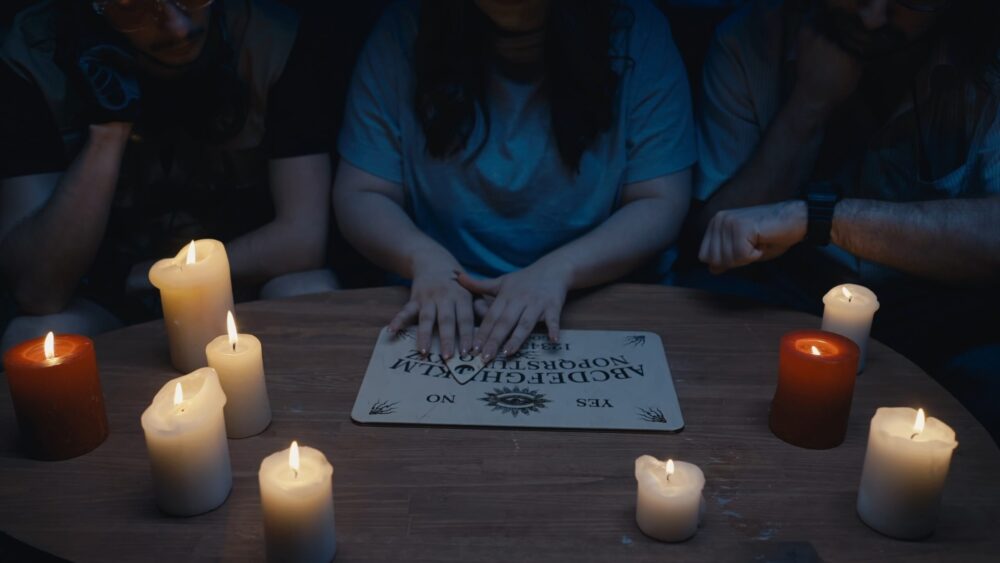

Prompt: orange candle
xmin=769 ymin=330 xmax=859 ymax=449
xmin=2 ymin=332 xmax=108 ymax=460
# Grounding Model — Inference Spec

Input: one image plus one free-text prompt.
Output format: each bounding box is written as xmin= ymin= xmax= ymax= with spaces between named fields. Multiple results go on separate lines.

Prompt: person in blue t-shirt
xmin=334 ymin=0 xmax=696 ymax=362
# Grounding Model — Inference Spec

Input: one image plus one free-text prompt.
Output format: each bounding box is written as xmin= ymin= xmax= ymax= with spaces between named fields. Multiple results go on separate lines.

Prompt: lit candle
xmin=140 ymin=367 xmax=232 ymax=516
xmin=259 ymin=441 xmax=336 ymax=562
xmin=205 ymin=310 xmax=271 ymax=438
xmin=857 ymin=407 xmax=958 ymax=539
xmin=2 ymin=332 xmax=108 ymax=460
xmin=148 ymin=239 xmax=235 ymax=373
xmin=822 ymin=284 xmax=879 ymax=372
xmin=634 ymin=455 xmax=705 ymax=542
xmin=769 ymin=330 xmax=860 ymax=449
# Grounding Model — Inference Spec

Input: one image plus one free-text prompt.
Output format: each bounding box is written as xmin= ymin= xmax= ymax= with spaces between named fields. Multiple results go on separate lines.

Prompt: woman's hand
xmin=388 ymin=261 xmax=474 ymax=360
xmin=457 ymin=262 xmax=571 ymax=361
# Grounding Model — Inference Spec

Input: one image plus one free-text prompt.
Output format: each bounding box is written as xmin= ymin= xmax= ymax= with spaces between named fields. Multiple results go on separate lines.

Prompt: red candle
xmin=769 ymin=330 xmax=859 ymax=449
xmin=2 ymin=332 xmax=108 ymax=460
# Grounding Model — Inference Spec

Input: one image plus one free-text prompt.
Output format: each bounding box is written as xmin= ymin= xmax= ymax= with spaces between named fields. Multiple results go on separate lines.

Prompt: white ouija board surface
xmin=351 ymin=328 xmax=684 ymax=432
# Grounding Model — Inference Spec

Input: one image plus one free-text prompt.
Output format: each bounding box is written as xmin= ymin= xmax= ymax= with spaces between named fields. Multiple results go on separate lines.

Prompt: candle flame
xmin=841 ymin=286 xmax=853 ymax=302
xmin=43 ymin=331 xmax=55 ymax=360
xmin=810 ymin=345 xmax=822 ymax=356
xmin=227 ymin=310 xmax=238 ymax=348
xmin=289 ymin=440 xmax=300 ymax=474
xmin=665 ymin=458 xmax=675 ymax=479
xmin=173 ymin=382 xmax=183 ymax=406
xmin=185 ymin=240 xmax=196 ymax=265
xmin=914 ymin=408 xmax=926 ymax=435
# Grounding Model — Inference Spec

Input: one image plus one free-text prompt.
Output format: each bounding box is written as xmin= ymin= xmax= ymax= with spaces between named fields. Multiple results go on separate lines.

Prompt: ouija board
xmin=350 ymin=328 xmax=684 ymax=432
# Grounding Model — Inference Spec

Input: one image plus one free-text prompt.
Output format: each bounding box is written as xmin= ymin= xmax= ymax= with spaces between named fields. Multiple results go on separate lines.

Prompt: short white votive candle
xmin=857 ymin=407 xmax=958 ymax=539
xmin=206 ymin=310 xmax=271 ymax=438
xmin=259 ymin=441 xmax=336 ymax=563
xmin=140 ymin=367 xmax=232 ymax=516
xmin=635 ymin=455 xmax=705 ymax=542
xmin=821 ymin=284 xmax=879 ymax=372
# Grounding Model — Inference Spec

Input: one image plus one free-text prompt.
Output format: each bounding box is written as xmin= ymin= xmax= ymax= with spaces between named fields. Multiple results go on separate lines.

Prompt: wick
xmin=666 ymin=474 xmax=671 ymax=482
xmin=293 ymin=468 xmax=298 ymax=479
xmin=848 ymin=295 xmax=853 ymax=303
xmin=232 ymin=342 xmax=236 ymax=352
xmin=910 ymin=432 xmax=919 ymax=440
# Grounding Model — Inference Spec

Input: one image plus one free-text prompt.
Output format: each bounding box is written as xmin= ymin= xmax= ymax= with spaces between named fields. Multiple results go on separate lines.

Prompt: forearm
xmin=0 ymin=124 xmax=129 ymax=313
xmin=538 ymin=195 xmax=688 ymax=290
xmin=832 ymin=197 xmax=1000 ymax=284
xmin=335 ymin=190 xmax=458 ymax=279
xmin=227 ymin=154 xmax=332 ymax=284
xmin=698 ymin=91 xmax=827 ymax=235
xmin=226 ymin=219 xmax=327 ymax=284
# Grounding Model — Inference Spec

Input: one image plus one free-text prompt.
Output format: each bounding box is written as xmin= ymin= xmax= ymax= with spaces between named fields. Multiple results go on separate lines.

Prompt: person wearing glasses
xmin=0 ymin=0 xmax=336 ymax=350
xmin=687 ymin=0 xmax=1000 ymax=438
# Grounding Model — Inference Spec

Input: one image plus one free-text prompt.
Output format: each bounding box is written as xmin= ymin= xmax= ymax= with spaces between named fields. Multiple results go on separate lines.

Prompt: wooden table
xmin=1 ymin=285 xmax=997 ymax=562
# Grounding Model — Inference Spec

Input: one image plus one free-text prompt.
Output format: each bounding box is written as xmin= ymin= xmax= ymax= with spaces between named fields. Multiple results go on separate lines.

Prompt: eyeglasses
xmin=92 ymin=0 xmax=214 ymax=33
xmin=895 ymin=0 xmax=953 ymax=13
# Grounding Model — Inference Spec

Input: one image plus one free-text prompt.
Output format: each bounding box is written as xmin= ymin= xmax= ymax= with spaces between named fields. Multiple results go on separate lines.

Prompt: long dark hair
xmin=414 ymin=0 xmax=627 ymax=173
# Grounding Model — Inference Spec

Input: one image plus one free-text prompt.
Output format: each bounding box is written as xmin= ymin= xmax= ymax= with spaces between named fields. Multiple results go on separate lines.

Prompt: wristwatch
xmin=804 ymin=185 xmax=840 ymax=246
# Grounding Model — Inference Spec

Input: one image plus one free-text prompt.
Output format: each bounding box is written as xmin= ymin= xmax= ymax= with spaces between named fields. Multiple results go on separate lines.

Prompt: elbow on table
xmin=279 ymin=226 xmax=329 ymax=274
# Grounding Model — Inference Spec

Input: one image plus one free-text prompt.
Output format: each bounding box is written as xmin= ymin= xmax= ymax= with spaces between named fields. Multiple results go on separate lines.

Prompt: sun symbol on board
xmin=624 ymin=335 xmax=646 ymax=348
xmin=636 ymin=406 xmax=667 ymax=424
xmin=369 ymin=400 xmax=398 ymax=415
xmin=480 ymin=387 xmax=551 ymax=417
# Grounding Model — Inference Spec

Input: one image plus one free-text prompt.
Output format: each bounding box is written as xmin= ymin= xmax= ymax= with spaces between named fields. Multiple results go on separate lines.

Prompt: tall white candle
xmin=634 ymin=455 xmax=704 ymax=542
xmin=259 ymin=441 xmax=336 ymax=563
xmin=206 ymin=311 xmax=271 ymax=438
xmin=140 ymin=367 xmax=232 ymax=516
xmin=857 ymin=407 xmax=958 ymax=539
xmin=149 ymin=240 xmax=235 ymax=373
xmin=822 ymin=284 xmax=879 ymax=372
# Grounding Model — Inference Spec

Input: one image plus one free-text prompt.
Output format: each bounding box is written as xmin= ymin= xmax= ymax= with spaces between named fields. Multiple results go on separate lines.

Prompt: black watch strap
xmin=805 ymin=190 xmax=839 ymax=246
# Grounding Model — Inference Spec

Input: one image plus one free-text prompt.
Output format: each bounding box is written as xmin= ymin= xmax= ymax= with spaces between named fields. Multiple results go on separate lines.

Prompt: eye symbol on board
xmin=480 ymin=387 xmax=551 ymax=417
xmin=453 ymin=364 xmax=475 ymax=375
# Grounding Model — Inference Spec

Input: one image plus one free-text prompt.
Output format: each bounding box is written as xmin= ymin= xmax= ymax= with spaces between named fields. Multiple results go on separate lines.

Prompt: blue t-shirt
xmin=338 ymin=0 xmax=696 ymax=278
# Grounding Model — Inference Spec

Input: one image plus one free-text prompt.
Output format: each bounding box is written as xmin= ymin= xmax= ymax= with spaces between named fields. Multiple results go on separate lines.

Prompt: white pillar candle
xmin=149 ymin=240 xmax=235 ymax=373
xmin=206 ymin=311 xmax=271 ymax=438
xmin=857 ymin=407 xmax=958 ymax=539
xmin=822 ymin=284 xmax=879 ymax=372
xmin=634 ymin=455 xmax=705 ymax=542
xmin=140 ymin=367 xmax=232 ymax=516
xmin=259 ymin=441 xmax=336 ymax=563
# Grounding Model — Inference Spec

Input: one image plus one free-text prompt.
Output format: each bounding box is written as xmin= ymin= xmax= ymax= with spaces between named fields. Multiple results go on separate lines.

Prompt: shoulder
xmin=365 ymin=0 xmax=420 ymax=54
xmin=234 ymin=0 xmax=300 ymax=45
xmin=229 ymin=0 xmax=301 ymax=88
xmin=1 ymin=0 xmax=61 ymax=79
xmin=709 ymin=0 xmax=786 ymax=63
xmin=246 ymin=0 xmax=298 ymax=25
xmin=616 ymin=0 xmax=672 ymax=51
